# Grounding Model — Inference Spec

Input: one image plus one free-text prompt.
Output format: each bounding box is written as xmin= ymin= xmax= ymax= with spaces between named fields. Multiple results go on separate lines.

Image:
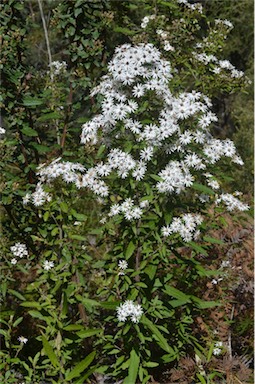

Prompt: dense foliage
xmin=0 ymin=1 xmax=253 ymax=383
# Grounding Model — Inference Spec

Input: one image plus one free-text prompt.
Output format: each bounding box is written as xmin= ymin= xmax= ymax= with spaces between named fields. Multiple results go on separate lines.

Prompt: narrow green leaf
xmin=113 ymin=26 xmax=136 ymax=36
xmin=144 ymin=265 xmax=157 ymax=280
xmin=192 ymin=183 xmax=215 ymax=195
xmin=21 ymin=127 xmax=38 ymax=137
xmin=125 ymin=241 xmax=136 ymax=259
xmin=100 ymin=301 xmax=120 ymax=310
xmin=123 ymin=350 xmax=140 ymax=384
xmin=41 ymin=335 xmax=60 ymax=368
xmin=30 ymin=143 xmax=51 ymax=153
xmin=76 ymin=329 xmax=101 ymax=339
xmin=20 ymin=301 xmax=41 ymax=309
xmin=13 ymin=317 xmax=23 ymax=327
xmin=189 ymin=241 xmax=208 ymax=256
xmin=141 ymin=317 xmax=174 ymax=354
xmin=65 ymin=351 xmax=96 ymax=381
xmin=196 ymin=373 xmax=207 ymax=384
xmin=144 ymin=361 xmax=159 ymax=367
xmin=8 ymin=289 xmax=26 ymax=301
xmin=63 ymin=325 xmax=85 ymax=331
xmin=23 ymin=97 xmax=43 ymax=106
xmin=60 ymin=202 xmax=69 ymax=213
xmin=70 ymin=234 xmax=87 ymax=241
xmin=169 ymin=299 xmax=190 ymax=308
xmin=37 ymin=112 xmax=62 ymax=122
xmin=203 ymin=236 xmax=224 ymax=245
xmin=191 ymin=297 xmax=221 ymax=309
xmin=164 ymin=286 xmax=191 ymax=303
xmin=28 ymin=310 xmax=45 ymax=321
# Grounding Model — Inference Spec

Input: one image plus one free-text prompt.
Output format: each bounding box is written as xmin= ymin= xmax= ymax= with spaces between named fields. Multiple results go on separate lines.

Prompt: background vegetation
xmin=0 ymin=0 xmax=253 ymax=383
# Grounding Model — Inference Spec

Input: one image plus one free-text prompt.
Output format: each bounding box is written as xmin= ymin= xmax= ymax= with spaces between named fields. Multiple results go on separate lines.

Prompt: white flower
xmin=116 ymin=300 xmax=143 ymax=323
xmin=11 ymin=258 xmax=17 ymax=265
xmin=213 ymin=341 xmax=223 ymax=356
xmin=10 ymin=243 xmax=28 ymax=258
xmin=161 ymin=213 xmax=203 ymax=242
xmin=49 ymin=60 xmax=67 ymax=75
xmin=118 ymin=260 xmax=128 ymax=275
xmin=23 ymin=193 xmax=31 ymax=205
xmin=18 ymin=336 xmax=28 ymax=344
xmin=163 ymin=42 xmax=175 ymax=52
xmin=221 ymin=260 xmax=230 ymax=268
xmin=216 ymin=193 xmax=249 ymax=211
xmin=43 ymin=260 xmax=54 ymax=271
xmin=0 ymin=127 xmax=6 ymax=135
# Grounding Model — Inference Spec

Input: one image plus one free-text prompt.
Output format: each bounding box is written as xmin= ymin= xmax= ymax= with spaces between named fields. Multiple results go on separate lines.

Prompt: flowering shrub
xmin=0 ymin=0 xmax=253 ymax=383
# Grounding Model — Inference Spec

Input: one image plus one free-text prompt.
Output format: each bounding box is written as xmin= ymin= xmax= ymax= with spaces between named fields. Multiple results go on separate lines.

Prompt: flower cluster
xmin=116 ymin=300 xmax=143 ymax=323
xmin=30 ymin=42 xmax=248 ymax=222
xmin=23 ymin=183 xmax=51 ymax=206
xmin=193 ymin=50 xmax=244 ymax=79
xmin=156 ymin=29 xmax=175 ymax=52
xmin=49 ymin=60 xmax=67 ymax=76
xmin=141 ymin=14 xmax=155 ymax=29
xmin=108 ymin=198 xmax=145 ymax=221
xmin=213 ymin=341 xmax=223 ymax=356
xmin=10 ymin=243 xmax=28 ymax=265
xmin=215 ymin=193 xmax=249 ymax=212
xmin=162 ymin=214 xmax=203 ymax=242
xmin=0 ymin=127 xmax=6 ymax=136
xmin=215 ymin=18 xmax=233 ymax=29
xmin=177 ymin=0 xmax=202 ymax=13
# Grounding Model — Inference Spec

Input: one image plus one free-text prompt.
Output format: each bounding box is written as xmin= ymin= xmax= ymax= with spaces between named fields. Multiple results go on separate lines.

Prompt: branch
xmin=37 ymin=0 xmax=52 ymax=75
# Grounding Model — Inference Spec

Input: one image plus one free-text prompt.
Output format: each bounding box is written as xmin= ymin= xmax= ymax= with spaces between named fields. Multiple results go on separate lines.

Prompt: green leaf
xmin=150 ymin=174 xmax=162 ymax=182
xmin=30 ymin=143 xmax=51 ymax=153
xmin=125 ymin=241 xmax=136 ymax=259
xmin=8 ymin=289 xmax=25 ymax=301
xmin=160 ymin=1 xmax=178 ymax=8
xmin=20 ymin=302 xmax=41 ymax=309
xmin=69 ymin=234 xmax=87 ymax=241
xmin=113 ymin=26 xmax=136 ymax=36
xmin=23 ymin=97 xmax=43 ymax=106
xmin=189 ymin=241 xmax=208 ymax=256
xmin=37 ymin=112 xmax=62 ymax=122
xmin=192 ymin=183 xmax=215 ymax=195
xmin=100 ymin=301 xmax=120 ymax=310
xmin=63 ymin=325 xmax=84 ymax=331
xmin=41 ymin=335 xmax=60 ymax=368
xmin=196 ymin=373 xmax=207 ymax=384
xmin=76 ymin=329 xmax=101 ymax=339
xmin=13 ymin=317 xmax=23 ymax=327
xmin=144 ymin=265 xmax=157 ymax=280
xmin=60 ymin=202 xmax=69 ymax=213
xmin=21 ymin=127 xmax=38 ymax=137
xmin=123 ymin=350 xmax=140 ymax=384
xmin=43 ymin=211 xmax=50 ymax=222
xmin=191 ymin=297 xmax=221 ymax=309
xmin=203 ymin=236 xmax=224 ymax=245
xmin=28 ymin=310 xmax=45 ymax=321
xmin=141 ymin=316 xmax=174 ymax=354
xmin=72 ymin=212 xmax=87 ymax=221
xmin=144 ymin=361 xmax=159 ymax=367
xmin=65 ymin=351 xmax=96 ymax=381
xmin=169 ymin=299 xmax=191 ymax=308
xmin=164 ymin=286 xmax=191 ymax=303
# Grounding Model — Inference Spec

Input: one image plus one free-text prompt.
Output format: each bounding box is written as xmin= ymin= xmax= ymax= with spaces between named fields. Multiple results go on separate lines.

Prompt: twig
xmin=37 ymin=0 xmax=52 ymax=72
xmin=228 ymin=304 xmax=235 ymax=359
xmin=60 ymin=83 xmax=73 ymax=148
